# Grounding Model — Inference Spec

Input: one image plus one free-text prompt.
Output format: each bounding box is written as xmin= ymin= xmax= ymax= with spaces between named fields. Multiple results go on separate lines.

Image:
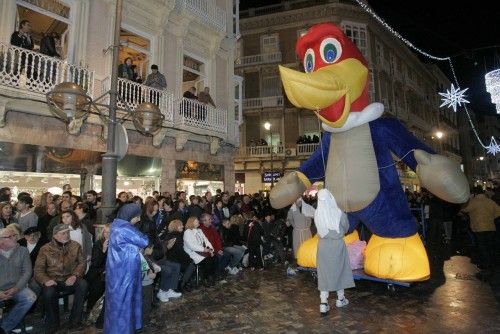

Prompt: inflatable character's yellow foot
xmin=296 ymin=231 xmax=360 ymax=268
xmin=364 ymin=233 xmax=430 ymax=282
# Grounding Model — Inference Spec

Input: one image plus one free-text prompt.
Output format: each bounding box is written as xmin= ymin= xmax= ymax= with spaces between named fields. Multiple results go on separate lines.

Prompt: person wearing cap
xmin=16 ymin=195 xmax=38 ymax=233
xmin=18 ymin=226 xmax=46 ymax=269
xmin=0 ymin=227 xmax=37 ymax=334
xmin=34 ymin=224 xmax=87 ymax=332
xmin=105 ymin=203 xmax=148 ymax=334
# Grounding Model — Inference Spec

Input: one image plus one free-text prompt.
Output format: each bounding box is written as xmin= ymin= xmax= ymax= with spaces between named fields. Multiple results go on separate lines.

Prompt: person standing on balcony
xmin=10 ymin=20 xmax=33 ymax=51
xmin=198 ymin=87 xmax=216 ymax=108
xmin=145 ymin=65 xmax=167 ymax=105
xmin=198 ymin=87 xmax=215 ymax=122
xmin=118 ymin=57 xmax=134 ymax=80
xmin=182 ymin=87 xmax=197 ymax=119
xmin=10 ymin=20 xmax=34 ymax=80
xmin=40 ymin=32 xmax=61 ymax=58
xmin=145 ymin=65 xmax=167 ymax=90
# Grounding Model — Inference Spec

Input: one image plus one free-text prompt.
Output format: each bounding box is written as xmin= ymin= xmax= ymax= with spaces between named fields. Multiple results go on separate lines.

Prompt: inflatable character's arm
xmin=381 ymin=118 xmax=469 ymax=203
xmin=270 ymin=133 xmax=331 ymax=209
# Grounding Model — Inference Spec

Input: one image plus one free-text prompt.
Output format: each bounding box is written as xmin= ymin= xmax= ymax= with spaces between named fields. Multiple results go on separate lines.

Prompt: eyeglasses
xmin=1 ymin=234 xmax=18 ymax=239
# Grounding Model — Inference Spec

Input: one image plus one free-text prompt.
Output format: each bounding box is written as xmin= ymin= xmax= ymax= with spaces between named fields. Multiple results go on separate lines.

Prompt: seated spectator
xmin=220 ymin=219 xmax=246 ymax=274
xmin=154 ymin=244 xmax=182 ymax=303
xmin=138 ymin=199 xmax=164 ymax=261
xmin=183 ymin=217 xmax=217 ymax=287
xmin=18 ymin=226 xmax=46 ymax=268
xmin=0 ymin=227 xmax=37 ymax=334
xmin=199 ymin=214 xmax=231 ymax=280
xmin=34 ymin=224 xmax=88 ymax=332
xmin=170 ymin=200 xmax=189 ymax=225
xmin=16 ymin=195 xmax=37 ymax=233
xmin=188 ymin=195 xmax=204 ymax=219
xmin=0 ymin=202 xmax=17 ymax=228
xmin=60 ymin=210 xmax=93 ymax=272
xmin=164 ymin=220 xmax=196 ymax=292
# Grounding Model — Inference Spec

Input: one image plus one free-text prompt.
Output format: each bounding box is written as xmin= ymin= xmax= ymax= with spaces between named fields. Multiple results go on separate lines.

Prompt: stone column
xmin=160 ymin=158 xmax=176 ymax=194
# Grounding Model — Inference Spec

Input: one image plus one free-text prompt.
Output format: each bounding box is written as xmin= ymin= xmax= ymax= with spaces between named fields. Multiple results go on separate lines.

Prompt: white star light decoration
xmin=439 ymin=84 xmax=470 ymax=112
xmin=486 ymin=137 xmax=500 ymax=156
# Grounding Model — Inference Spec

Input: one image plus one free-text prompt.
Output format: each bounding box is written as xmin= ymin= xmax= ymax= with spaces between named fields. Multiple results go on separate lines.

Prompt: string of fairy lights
xmin=354 ymin=0 xmax=500 ymax=156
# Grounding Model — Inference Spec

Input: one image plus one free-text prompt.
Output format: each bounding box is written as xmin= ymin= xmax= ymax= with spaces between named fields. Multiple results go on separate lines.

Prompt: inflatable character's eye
xmin=304 ymin=48 xmax=315 ymax=73
xmin=320 ymin=38 xmax=342 ymax=64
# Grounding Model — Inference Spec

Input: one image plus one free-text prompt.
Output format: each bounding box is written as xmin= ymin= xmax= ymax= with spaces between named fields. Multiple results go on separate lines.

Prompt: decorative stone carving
xmin=153 ymin=128 xmax=168 ymax=148
xmin=210 ymin=136 xmax=221 ymax=155
xmin=175 ymin=132 xmax=189 ymax=151
xmin=67 ymin=118 xmax=84 ymax=135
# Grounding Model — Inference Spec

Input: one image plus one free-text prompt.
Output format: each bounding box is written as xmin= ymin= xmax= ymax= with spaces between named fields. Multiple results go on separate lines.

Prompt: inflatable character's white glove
xmin=415 ymin=149 xmax=470 ymax=203
xmin=270 ymin=171 xmax=311 ymax=209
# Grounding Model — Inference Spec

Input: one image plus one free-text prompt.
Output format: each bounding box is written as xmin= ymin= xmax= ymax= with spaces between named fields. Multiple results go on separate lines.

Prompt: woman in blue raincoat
xmin=105 ymin=203 xmax=149 ymax=334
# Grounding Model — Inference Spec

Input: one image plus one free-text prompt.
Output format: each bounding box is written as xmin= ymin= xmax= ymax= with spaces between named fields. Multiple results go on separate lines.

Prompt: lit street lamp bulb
xmin=263 ymin=122 xmax=271 ymax=131
xmin=479 ymin=156 xmax=484 ymax=161
xmin=435 ymin=131 xmax=444 ymax=139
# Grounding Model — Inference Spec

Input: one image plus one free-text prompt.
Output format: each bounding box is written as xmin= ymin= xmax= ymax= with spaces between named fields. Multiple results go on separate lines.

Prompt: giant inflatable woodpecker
xmin=270 ymin=23 xmax=470 ymax=281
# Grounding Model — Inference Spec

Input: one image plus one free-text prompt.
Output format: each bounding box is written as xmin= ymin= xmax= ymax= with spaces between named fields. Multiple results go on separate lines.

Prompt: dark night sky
xmin=241 ymin=0 xmax=500 ymax=115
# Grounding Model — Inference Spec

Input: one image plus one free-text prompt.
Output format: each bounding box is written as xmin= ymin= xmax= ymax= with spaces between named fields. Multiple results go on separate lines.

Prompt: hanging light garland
xmin=354 ymin=0 xmax=500 ymax=155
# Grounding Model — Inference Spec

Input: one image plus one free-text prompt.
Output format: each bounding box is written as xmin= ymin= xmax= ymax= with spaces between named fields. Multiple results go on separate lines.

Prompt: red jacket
xmin=200 ymin=224 xmax=223 ymax=253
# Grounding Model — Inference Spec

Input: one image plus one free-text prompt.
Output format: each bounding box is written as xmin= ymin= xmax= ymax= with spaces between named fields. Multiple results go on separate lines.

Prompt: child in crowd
xmin=244 ymin=211 xmax=265 ymax=270
xmin=140 ymin=247 xmax=161 ymax=328
xmin=314 ymin=189 xmax=354 ymax=316
xmin=270 ymin=216 xmax=288 ymax=264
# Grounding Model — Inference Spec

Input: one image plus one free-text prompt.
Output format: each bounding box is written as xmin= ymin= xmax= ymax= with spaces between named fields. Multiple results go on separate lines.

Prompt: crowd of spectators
xmin=0 ymin=186 xmax=298 ymax=333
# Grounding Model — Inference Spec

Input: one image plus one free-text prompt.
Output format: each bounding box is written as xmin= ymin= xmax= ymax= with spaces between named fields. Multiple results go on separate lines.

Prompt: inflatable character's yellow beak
xmin=279 ymin=58 xmax=368 ymax=128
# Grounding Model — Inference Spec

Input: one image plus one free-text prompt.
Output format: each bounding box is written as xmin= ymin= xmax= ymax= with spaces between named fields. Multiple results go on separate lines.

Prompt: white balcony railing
xmin=237 ymin=145 xmax=284 ymax=158
xmin=243 ymin=95 xmax=284 ymax=109
xmin=176 ymin=97 xmax=227 ymax=135
xmin=102 ymin=77 xmax=174 ymax=123
xmin=235 ymin=52 xmax=282 ymax=67
xmin=297 ymin=143 xmax=319 ymax=155
xmin=176 ymin=0 xmax=226 ymax=33
xmin=0 ymin=42 xmax=94 ymax=97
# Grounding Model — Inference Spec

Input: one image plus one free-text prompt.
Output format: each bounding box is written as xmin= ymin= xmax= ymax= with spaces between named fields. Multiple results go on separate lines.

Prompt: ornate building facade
xmin=0 ymin=0 xmax=241 ymax=196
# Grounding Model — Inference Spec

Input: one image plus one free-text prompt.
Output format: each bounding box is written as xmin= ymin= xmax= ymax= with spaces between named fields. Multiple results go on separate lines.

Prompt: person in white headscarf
xmin=286 ymin=198 xmax=313 ymax=258
xmin=315 ymin=189 xmax=354 ymax=316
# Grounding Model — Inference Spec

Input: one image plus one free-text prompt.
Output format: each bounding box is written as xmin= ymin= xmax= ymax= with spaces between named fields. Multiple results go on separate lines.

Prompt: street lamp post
xmin=100 ymin=0 xmax=123 ymax=220
xmin=264 ymin=122 xmax=274 ymax=188
xmin=46 ymin=0 xmax=164 ymax=222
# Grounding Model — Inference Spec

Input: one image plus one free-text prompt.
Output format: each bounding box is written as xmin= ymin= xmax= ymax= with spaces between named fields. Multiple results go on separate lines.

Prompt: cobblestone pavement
xmin=24 ymin=253 xmax=500 ymax=334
